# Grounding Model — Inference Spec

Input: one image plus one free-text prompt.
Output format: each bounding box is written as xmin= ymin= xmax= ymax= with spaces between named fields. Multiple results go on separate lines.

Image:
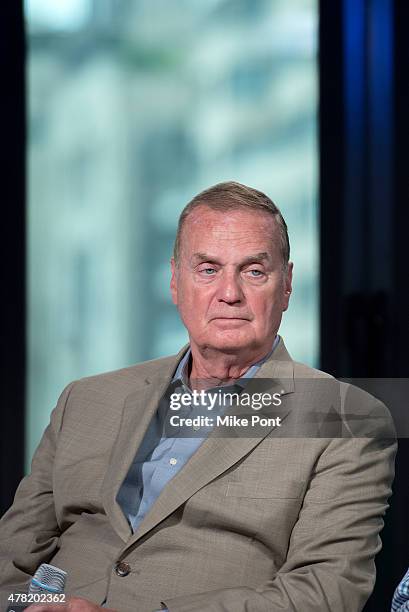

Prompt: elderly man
xmin=0 ymin=182 xmax=395 ymax=612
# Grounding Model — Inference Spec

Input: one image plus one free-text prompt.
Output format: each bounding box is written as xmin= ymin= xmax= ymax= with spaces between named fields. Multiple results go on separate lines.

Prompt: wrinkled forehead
xmin=179 ymin=206 xmax=280 ymax=259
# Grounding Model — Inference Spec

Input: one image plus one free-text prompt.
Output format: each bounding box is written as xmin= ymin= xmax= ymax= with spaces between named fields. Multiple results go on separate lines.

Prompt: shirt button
xmin=115 ymin=561 xmax=131 ymax=577
xmin=169 ymin=457 xmax=178 ymax=466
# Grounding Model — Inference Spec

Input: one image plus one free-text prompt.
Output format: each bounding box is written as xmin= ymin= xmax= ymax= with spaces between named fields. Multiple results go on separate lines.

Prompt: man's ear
xmin=170 ymin=257 xmax=178 ymax=305
xmin=282 ymin=262 xmax=293 ymax=312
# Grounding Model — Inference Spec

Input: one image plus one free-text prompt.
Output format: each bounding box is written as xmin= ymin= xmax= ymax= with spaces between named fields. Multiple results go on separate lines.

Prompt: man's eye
xmin=247 ymin=269 xmax=263 ymax=277
xmin=200 ymin=268 xmax=216 ymax=275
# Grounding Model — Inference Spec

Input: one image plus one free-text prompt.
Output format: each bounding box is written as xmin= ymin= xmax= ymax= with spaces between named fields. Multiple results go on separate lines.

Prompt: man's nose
xmin=217 ymin=271 xmax=244 ymax=304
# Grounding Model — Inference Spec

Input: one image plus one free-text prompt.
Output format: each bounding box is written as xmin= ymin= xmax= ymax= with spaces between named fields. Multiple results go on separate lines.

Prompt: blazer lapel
xmin=120 ymin=337 xmax=295 ymax=551
xmin=102 ymin=347 xmax=188 ymax=541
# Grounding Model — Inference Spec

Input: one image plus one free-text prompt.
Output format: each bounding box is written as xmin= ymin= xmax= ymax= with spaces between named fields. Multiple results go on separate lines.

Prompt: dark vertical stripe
xmin=343 ymin=0 xmax=367 ymax=293
xmin=319 ymin=0 xmax=345 ymax=376
xmin=0 ymin=2 xmax=26 ymax=515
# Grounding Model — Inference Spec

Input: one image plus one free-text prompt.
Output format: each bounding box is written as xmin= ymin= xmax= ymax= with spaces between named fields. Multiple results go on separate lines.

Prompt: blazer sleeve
xmin=163 ymin=399 xmax=396 ymax=612
xmin=0 ymin=382 xmax=75 ymax=608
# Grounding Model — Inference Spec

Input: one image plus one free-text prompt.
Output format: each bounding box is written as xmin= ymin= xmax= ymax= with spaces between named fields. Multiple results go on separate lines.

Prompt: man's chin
xmin=202 ymin=329 xmax=253 ymax=352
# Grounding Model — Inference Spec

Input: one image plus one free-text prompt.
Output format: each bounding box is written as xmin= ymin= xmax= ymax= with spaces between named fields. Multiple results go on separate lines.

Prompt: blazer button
xmin=115 ymin=561 xmax=131 ymax=577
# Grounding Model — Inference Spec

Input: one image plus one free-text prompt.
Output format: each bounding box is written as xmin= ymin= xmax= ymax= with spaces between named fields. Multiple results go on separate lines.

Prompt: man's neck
xmin=188 ymin=339 xmax=276 ymax=389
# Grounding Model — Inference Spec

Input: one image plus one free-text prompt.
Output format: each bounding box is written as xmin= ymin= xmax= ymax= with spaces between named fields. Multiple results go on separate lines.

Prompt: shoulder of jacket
xmin=292 ymin=360 xmax=335 ymax=380
xmin=68 ymin=352 xmax=183 ymax=399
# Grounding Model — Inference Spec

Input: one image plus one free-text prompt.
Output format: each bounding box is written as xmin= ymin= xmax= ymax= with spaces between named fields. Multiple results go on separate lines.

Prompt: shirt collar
xmin=172 ymin=335 xmax=280 ymax=389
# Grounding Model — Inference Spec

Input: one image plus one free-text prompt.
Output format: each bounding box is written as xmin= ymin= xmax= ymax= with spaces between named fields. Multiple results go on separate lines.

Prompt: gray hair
xmin=173 ymin=181 xmax=290 ymax=268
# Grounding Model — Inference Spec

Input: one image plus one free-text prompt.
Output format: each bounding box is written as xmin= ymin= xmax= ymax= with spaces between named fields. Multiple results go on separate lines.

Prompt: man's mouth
xmin=211 ymin=317 xmax=250 ymax=322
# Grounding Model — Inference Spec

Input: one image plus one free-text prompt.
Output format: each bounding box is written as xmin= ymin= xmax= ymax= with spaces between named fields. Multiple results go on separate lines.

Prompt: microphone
xmin=6 ymin=563 xmax=67 ymax=611
xmin=29 ymin=563 xmax=67 ymax=595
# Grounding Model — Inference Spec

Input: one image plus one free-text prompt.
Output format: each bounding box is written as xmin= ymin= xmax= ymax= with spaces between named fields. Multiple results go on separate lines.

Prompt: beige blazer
xmin=0 ymin=339 xmax=396 ymax=612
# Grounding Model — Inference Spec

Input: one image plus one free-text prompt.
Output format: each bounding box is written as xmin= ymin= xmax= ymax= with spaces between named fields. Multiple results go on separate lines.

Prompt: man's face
xmin=170 ymin=206 xmax=293 ymax=356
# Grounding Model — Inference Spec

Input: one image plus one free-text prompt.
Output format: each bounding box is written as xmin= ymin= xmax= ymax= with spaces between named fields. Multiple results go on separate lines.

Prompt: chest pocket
xmin=226 ymin=478 xmax=304 ymax=499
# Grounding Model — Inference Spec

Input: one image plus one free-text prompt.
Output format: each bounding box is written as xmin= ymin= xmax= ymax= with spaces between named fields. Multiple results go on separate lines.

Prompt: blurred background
xmin=1 ymin=1 xmax=408 ymax=611
xmin=25 ymin=0 xmax=319 ymax=462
